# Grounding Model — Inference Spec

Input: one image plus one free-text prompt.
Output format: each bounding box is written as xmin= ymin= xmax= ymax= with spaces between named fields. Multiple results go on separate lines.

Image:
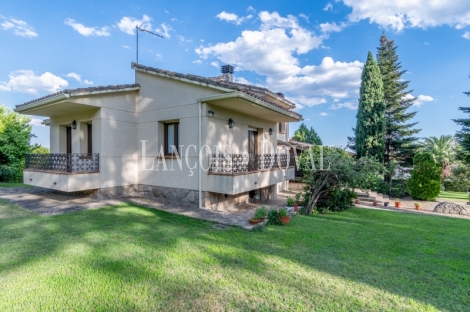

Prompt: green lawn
xmin=439 ymin=191 xmax=469 ymax=202
xmin=0 ymin=201 xmax=469 ymax=311
xmin=0 ymin=182 xmax=34 ymax=188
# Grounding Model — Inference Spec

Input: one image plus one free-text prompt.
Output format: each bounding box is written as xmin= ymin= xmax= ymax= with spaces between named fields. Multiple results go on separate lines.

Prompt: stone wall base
xmin=203 ymin=185 xmax=277 ymax=211
xmin=70 ymin=184 xmax=278 ymax=210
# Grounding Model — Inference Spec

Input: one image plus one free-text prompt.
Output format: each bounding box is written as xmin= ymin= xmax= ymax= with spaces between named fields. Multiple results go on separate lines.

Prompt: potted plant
xmin=286 ymin=197 xmax=295 ymax=208
xmin=414 ymin=202 xmax=422 ymax=210
xmin=373 ymin=200 xmax=378 ymax=206
xmin=294 ymin=193 xmax=301 ymax=211
xmin=394 ymin=198 xmax=401 ymax=208
xmin=255 ymin=206 xmax=268 ymax=220
xmin=355 ymin=198 xmax=360 ymax=204
xmin=279 ymin=208 xmax=291 ymax=225
xmin=249 ymin=209 xmax=266 ymax=225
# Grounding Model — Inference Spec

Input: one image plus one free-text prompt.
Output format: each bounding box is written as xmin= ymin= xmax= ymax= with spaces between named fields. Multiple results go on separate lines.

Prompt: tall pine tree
xmin=453 ymin=79 xmax=470 ymax=164
xmin=293 ymin=123 xmax=323 ymax=145
xmin=377 ymin=34 xmax=420 ymax=167
xmin=354 ymin=51 xmax=386 ymax=162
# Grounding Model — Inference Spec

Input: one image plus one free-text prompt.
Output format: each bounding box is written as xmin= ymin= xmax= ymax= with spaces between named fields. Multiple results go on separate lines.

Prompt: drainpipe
xmin=198 ymin=101 xmax=202 ymax=208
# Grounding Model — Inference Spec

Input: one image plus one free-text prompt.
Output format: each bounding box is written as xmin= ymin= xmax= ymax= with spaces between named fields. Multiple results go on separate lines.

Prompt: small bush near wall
xmin=0 ymin=164 xmax=23 ymax=183
xmin=409 ymin=152 xmax=441 ymax=201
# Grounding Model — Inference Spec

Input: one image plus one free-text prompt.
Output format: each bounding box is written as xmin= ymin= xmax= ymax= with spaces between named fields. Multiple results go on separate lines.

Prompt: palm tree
xmin=421 ymin=135 xmax=456 ymax=182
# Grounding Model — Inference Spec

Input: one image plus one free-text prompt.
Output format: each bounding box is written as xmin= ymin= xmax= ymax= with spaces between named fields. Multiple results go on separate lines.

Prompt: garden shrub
xmin=0 ymin=163 xmax=23 ymax=183
xmin=267 ymin=208 xmax=282 ymax=226
xmin=316 ymin=188 xmax=356 ymax=212
xmin=409 ymin=152 xmax=441 ymax=200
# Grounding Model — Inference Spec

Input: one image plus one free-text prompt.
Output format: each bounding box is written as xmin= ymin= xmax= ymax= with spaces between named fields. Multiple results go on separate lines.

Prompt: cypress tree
xmin=409 ymin=152 xmax=441 ymax=200
xmin=354 ymin=51 xmax=386 ymax=162
xmin=377 ymin=34 xmax=420 ymax=167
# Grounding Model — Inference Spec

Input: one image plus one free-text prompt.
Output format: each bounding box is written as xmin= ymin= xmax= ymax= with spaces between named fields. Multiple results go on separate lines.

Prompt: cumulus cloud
xmin=330 ymin=101 xmax=358 ymax=110
xmin=216 ymin=11 xmax=253 ymax=25
xmin=1 ymin=17 xmax=37 ymax=37
xmin=196 ymin=11 xmax=363 ymax=108
xmin=30 ymin=118 xmax=46 ymax=127
xmin=197 ymin=11 xmax=323 ymax=80
xmin=64 ymin=18 xmax=110 ymax=36
xmin=463 ymin=31 xmax=470 ymax=39
xmin=341 ymin=0 xmax=470 ymax=31
xmin=320 ymin=22 xmax=347 ymax=33
xmin=414 ymin=94 xmax=434 ymax=107
xmin=66 ymin=72 xmax=93 ymax=85
xmin=0 ymin=70 xmax=68 ymax=95
xmin=117 ymin=14 xmax=152 ymax=35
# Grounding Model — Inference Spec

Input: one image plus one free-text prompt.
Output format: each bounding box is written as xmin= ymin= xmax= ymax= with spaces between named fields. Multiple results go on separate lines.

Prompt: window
xmin=164 ymin=122 xmax=179 ymax=155
xmin=278 ymin=122 xmax=286 ymax=134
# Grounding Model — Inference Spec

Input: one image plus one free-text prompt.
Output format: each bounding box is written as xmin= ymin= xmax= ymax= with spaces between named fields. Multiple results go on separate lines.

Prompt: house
xmin=15 ymin=63 xmax=303 ymax=210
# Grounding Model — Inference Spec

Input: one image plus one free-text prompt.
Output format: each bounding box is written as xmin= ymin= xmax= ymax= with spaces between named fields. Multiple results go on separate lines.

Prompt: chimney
xmin=221 ymin=64 xmax=234 ymax=82
xmin=276 ymin=92 xmax=284 ymax=98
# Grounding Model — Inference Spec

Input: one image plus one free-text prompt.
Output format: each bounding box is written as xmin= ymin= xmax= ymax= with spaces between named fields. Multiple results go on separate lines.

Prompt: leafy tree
xmin=353 ymin=51 xmax=386 ymax=162
xmin=298 ymin=146 xmax=383 ymax=214
xmin=293 ymin=123 xmax=322 ymax=145
xmin=409 ymin=152 xmax=441 ymax=200
xmin=0 ymin=105 xmax=33 ymax=182
xmin=377 ymin=34 xmax=420 ymax=167
xmin=30 ymin=144 xmax=50 ymax=154
xmin=421 ymin=135 xmax=455 ymax=182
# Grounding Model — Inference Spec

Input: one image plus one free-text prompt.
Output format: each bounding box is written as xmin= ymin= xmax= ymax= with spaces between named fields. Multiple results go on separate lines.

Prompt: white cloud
xmin=156 ymin=53 xmax=162 ymax=60
xmin=320 ymin=22 xmax=347 ymax=33
xmin=234 ymin=77 xmax=251 ymax=84
xmin=196 ymin=11 xmax=362 ymax=103
xmin=463 ymin=31 xmax=470 ymax=39
xmin=299 ymin=13 xmax=310 ymax=23
xmin=66 ymin=72 xmax=94 ymax=85
xmin=30 ymin=118 xmax=46 ymax=127
xmin=289 ymin=96 xmax=327 ymax=107
xmin=123 ymin=45 xmax=130 ymax=49
xmin=64 ymin=18 xmax=110 ymax=36
xmin=330 ymin=101 xmax=358 ymax=110
xmin=171 ymin=18 xmax=177 ymax=22
xmin=0 ymin=70 xmax=68 ymax=95
xmin=414 ymin=94 xmax=434 ymax=107
xmin=164 ymin=9 xmax=169 ymax=14
xmin=178 ymin=35 xmax=191 ymax=43
xmin=1 ymin=17 xmax=37 ymax=37
xmin=323 ymin=3 xmax=333 ymax=11
xmin=193 ymin=60 xmax=202 ymax=65
xmin=66 ymin=72 xmax=81 ymax=82
xmin=216 ymin=11 xmax=253 ymax=25
xmin=319 ymin=112 xmax=330 ymax=116
xmin=247 ymin=6 xmax=256 ymax=12
xmin=155 ymin=22 xmax=172 ymax=38
xmin=197 ymin=11 xmax=323 ymax=80
xmin=117 ymin=14 xmax=152 ymax=35
xmin=341 ymin=0 xmax=470 ymax=31
xmin=210 ymin=61 xmax=219 ymax=68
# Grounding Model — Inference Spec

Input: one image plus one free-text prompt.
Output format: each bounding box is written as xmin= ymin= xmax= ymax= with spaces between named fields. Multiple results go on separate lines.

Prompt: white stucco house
xmin=15 ymin=63 xmax=302 ymax=210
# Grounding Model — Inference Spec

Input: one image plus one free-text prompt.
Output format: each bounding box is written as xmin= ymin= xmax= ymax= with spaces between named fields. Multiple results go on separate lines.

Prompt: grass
xmin=0 ymin=182 xmax=34 ymax=188
xmin=0 ymin=201 xmax=469 ymax=311
xmin=439 ymin=191 xmax=469 ymax=202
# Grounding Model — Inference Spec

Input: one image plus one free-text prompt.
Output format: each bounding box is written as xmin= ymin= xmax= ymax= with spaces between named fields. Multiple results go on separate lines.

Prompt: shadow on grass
xmin=0 ymin=203 xmax=469 ymax=310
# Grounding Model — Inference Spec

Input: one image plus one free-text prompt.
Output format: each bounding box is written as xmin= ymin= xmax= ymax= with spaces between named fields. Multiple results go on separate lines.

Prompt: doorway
xmin=248 ymin=128 xmax=258 ymax=155
xmin=66 ymin=126 xmax=72 ymax=154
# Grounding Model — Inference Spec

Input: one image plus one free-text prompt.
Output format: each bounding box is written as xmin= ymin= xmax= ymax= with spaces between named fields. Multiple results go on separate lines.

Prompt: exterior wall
xmin=203 ymin=184 xmax=277 ymax=211
xmin=24 ymin=171 xmax=100 ymax=192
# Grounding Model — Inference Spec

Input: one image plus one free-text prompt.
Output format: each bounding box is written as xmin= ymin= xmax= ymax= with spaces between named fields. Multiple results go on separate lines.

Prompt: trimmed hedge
xmin=409 ymin=152 xmax=441 ymax=200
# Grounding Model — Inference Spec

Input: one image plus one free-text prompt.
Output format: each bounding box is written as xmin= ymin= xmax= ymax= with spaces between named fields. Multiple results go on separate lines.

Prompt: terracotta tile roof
xmin=131 ymin=62 xmax=297 ymax=108
xmin=16 ymin=84 xmax=140 ymax=109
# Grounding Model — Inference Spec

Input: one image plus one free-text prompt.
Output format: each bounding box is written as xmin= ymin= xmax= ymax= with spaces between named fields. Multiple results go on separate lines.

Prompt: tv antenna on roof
xmin=136 ymin=23 xmax=164 ymax=64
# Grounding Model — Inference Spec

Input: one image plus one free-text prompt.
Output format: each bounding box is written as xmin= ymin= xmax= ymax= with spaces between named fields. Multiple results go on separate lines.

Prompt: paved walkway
xmin=0 ymin=187 xmax=295 ymax=230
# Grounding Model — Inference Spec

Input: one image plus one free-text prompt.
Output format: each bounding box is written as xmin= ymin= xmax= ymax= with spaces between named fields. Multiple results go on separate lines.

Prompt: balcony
xmin=209 ymin=153 xmax=294 ymax=175
xmin=25 ymin=153 xmax=99 ymax=173
xmin=24 ymin=153 xmax=100 ymax=192
xmin=205 ymin=154 xmax=295 ymax=195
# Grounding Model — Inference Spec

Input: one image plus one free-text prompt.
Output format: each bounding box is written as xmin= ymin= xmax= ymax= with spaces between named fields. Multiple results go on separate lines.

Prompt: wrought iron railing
xmin=209 ymin=154 xmax=294 ymax=174
xmin=25 ymin=153 xmax=99 ymax=173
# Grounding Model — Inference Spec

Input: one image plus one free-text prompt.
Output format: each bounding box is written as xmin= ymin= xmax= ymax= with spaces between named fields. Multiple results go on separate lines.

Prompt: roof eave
xmin=14 ymin=94 xmax=69 ymax=113
xmin=197 ymin=91 xmax=303 ymax=121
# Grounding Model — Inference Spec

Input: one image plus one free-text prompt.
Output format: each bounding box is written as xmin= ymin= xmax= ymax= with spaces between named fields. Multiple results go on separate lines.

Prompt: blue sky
xmin=1 ymin=0 xmax=470 ymax=148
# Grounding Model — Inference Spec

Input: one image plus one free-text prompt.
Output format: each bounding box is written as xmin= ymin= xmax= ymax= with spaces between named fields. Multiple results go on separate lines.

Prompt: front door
xmin=66 ymin=126 xmax=72 ymax=154
xmin=248 ymin=129 xmax=258 ymax=155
